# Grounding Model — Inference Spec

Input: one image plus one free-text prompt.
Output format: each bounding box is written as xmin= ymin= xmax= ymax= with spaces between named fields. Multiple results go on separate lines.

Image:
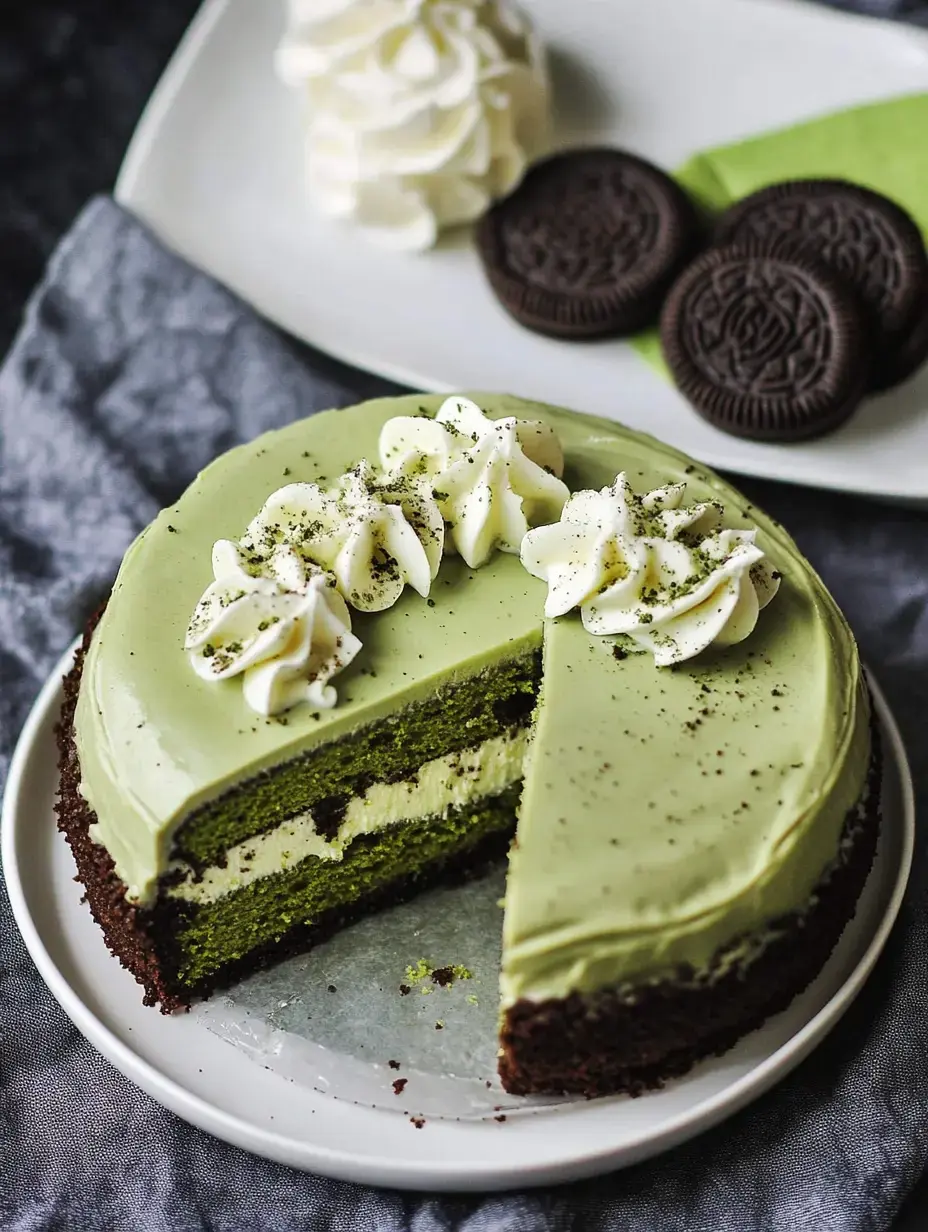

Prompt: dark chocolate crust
xmin=498 ymin=722 xmax=882 ymax=1097
xmin=55 ymin=620 xmax=513 ymax=1012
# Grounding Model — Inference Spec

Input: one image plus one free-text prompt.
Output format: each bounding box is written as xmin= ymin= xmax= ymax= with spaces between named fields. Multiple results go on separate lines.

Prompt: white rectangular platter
xmin=115 ymin=0 xmax=928 ymax=503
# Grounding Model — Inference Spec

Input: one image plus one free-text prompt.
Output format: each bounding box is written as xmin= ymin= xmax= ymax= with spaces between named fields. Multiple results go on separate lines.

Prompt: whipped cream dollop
xmin=185 ymin=540 xmax=362 ymax=716
xmin=380 ymin=395 xmax=568 ymax=567
xmin=275 ymin=0 xmax=549 ymax=250
xmin=521 ymin=474 xmax=781 ymax=666
xmin=242 ymin=460 xmax=444 ymax=612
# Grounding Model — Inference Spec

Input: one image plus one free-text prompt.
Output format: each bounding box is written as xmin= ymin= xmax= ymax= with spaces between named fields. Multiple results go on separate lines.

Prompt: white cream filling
xmin=166 ymin=728 xmax=528 ymax=905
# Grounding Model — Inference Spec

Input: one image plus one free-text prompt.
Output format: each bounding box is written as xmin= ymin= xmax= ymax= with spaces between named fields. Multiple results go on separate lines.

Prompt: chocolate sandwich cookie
xmin=715 ymin=179 xmax=928 ymax=389
xmin=476 ymin=148 xmax=702 ymax=339
xmin=872 ymin=294 xmax=928 ymax=392
xmin=660 ymin=242 xmax=871 ymax=441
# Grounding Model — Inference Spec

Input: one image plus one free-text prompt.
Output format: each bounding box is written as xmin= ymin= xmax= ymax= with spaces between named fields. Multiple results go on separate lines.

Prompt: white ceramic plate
xmin=114 ymin=0 xmax=928 ymax=505
xmin=0 ymin=641 xmax=915 ymax=1190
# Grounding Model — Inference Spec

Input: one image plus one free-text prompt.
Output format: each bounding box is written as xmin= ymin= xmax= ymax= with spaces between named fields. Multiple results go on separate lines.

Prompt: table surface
xmin=1 ymin=0 xmax=927 ymax=1226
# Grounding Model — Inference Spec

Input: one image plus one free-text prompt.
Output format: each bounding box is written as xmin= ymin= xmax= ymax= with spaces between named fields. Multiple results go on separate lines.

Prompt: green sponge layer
xmin=173 ymin=650 xmax=541 ymax=871
xmin=163 ymin=784 xmax=522 ymax=992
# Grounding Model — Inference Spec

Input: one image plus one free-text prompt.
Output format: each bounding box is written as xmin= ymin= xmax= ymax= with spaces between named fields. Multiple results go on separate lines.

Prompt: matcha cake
xmin=56 ymin=393 xmax=879 ymax=1097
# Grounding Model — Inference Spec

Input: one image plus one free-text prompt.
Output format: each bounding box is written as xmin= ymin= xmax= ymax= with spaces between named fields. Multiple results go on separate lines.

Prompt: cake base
xmin=498 ymin=725 xmax=882 ymax=1098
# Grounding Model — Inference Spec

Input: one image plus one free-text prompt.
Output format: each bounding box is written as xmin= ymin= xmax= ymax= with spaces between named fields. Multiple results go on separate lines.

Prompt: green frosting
xmin=75 ymin=393 xmax=868 ymax=1002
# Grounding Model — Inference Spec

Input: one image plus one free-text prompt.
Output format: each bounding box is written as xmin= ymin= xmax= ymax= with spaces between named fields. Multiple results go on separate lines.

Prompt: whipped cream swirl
xmin=275 ymin=0 xmax=549 ymax=250
xmin=521 ymin=474 xmax=781 ymax=666
xmin=242 ymin=460 xmax=444 ymax=612
xmin=380 ymin=395 xmax=568 ymax=567
xmin=185 ymin=541 xmax=362 ymax=716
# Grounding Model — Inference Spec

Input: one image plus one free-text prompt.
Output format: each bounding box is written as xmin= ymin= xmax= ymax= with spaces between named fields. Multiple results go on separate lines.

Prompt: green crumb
xmin=404 ymin=958 xmax=433 ymax=986
xmin=466 ymin=994 xmax=479 ymax=1006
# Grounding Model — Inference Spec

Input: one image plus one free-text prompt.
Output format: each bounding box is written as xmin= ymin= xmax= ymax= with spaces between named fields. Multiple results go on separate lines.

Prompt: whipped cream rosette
xmin=380 ymin=395 xmax=569 ymax=566
xmin=276 ymin=0 xmax=549 ymax=250
xmin=521 ymin=473 xmax=781 ymax=665
xmin=242 ymin=460 xmax=445 ymax=612
xmin=185 ymin=540 xmax=361 ymax=716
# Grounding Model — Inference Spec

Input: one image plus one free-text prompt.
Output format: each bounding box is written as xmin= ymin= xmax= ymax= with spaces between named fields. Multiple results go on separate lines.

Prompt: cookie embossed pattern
xmin=714 ymin=180 xmax=928 ymax=391
xmin=660 ymin=242 xmax=871 ymax=440
xmin=476 ymin=149 xmax=702 ymax=338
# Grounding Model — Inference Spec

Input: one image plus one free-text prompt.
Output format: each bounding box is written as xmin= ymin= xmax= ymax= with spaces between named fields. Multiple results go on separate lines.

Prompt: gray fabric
xmin=1 ymin=197 xmax=927 ymax=1232
xmin=820 ymin=0 xmax=928 ymax=21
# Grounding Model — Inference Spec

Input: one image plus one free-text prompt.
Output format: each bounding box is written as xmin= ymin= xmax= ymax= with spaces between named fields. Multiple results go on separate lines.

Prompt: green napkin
xmin=635 ymin=92 xmax=928 ymax=372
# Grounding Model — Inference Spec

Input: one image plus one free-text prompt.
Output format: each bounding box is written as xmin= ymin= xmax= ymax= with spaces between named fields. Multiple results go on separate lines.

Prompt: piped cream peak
xmin=521 ymin=472 xmax=780 ymax=665
xmin=380 ymin=395 xmax=569 ymax=567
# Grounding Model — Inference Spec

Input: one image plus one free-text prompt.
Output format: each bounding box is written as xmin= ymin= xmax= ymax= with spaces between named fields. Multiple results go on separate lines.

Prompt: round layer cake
xmin=57 ymin=393 xmax=878 ymax=1097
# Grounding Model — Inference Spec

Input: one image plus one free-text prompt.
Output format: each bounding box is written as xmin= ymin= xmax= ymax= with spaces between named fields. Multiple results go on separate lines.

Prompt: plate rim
xmin=0 ymin=637 xmax=915 ymax=1190
xmin=115 ymin=0 xmax=233 ymax=210
xmin=113 ymin=0 xmax=928 ymax=506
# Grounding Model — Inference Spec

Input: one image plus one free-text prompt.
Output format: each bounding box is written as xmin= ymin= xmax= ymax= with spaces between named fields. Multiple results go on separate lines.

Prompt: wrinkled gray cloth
xmin=821 ymin=0 xmax=928 ymax=20
xmin=1 ymin=197 xmax=927 ymax=1232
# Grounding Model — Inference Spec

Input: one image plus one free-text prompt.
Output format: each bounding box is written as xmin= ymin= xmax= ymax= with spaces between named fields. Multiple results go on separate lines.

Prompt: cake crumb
xmin=435 ymin=1021 xmax=444 ymax=1030
xmin=393 ymin=1079 xmax=408 ymax=1096
xmin=327 ymin=984 xmax=337 ymax=993
xmin=399 ymin=984 xmax=411 ymax=997
xmin=405 ymin=958 xmax=432 ymax=985
xmin=430 ymin=964 xmax=474 ymax=988
xmin=388 ymin=1060 xmax=401 ymax=1070
xmin=494 ymin=1115 xmax=507 ymax=1123
xmin=410 ymin=1117 xmax=425 ymax=1129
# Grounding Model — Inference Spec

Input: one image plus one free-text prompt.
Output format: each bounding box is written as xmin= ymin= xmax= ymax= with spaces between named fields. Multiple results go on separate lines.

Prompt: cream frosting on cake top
xmin=74 ymin=393 xmax=869 ymax=1005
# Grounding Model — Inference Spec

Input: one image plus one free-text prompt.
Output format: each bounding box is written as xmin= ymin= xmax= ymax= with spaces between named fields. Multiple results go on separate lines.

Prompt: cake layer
xmin=167 ymin=726 xmax=529 ymax=905
xmin=160 ymin=785 xmax=522 ymax=997
xmin=74 ymin=393 xmax=869 ymax=1006
xmin=171 ymin=650 xmax=538 ymax=873
xmin=75 ymin=399 xmax=548 ymax=903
